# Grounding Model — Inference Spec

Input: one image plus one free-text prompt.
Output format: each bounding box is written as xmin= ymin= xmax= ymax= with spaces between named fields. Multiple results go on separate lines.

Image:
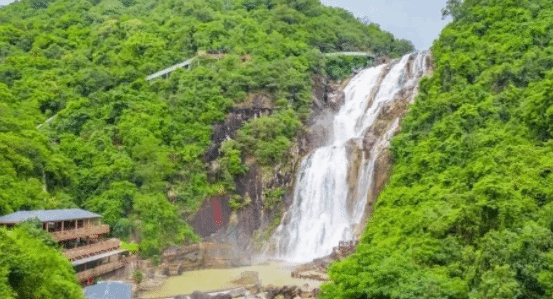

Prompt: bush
xmin=325 ymin=55 xmax=374 ymax=80
xmin=133 ymin=270 xmax=144 ymax=284
xmin=0 ymin=226 xmax=83 ymax=299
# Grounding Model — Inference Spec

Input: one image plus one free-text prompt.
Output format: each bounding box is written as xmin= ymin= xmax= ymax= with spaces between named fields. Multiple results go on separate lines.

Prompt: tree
xmin=0 ymin=226 xmax=83 ymax=299
xmin=358 ymin=16 xmax=371 ymax=25
xmin=441 ymin=0 xmax=463 ymax=20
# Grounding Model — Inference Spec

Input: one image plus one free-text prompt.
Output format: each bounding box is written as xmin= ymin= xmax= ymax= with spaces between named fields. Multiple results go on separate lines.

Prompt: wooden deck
xmin=64 ymin=238 xmax=120 ymax=261
xmin=51 ymin=224 xmax=110 ymax=242
xmin=76 ymin=255 xmax=135 ymax=282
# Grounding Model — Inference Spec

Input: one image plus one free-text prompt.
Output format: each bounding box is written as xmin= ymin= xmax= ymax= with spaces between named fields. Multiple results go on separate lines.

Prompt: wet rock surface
xmin=190 ymin=292 xmax=213 ymax=299
xmin=326 ymin=89 xmax=345 ymax=111
xmin=192 ymin=196 xmax=233 ymax=238
xmin=188 ymin=291 xmax=233 ymax=299
xmin=194 ymin=73 xmax=347 ymax=257
xmin=263 ymin=285 xmax=320 ymax=299
xmin=355 ymin=53 xmax=427 ymax=233
xmin=232 ymin=271 xmax=261 ymax=286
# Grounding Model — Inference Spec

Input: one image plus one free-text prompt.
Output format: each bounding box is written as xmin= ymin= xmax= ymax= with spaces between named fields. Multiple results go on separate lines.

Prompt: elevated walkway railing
xmin=51 ymin=225 xmax=110 ymax=242
xmin=145 ymin=52 xmax=373 ymax=81
xmin=64 ymin=238 xmax=121 ymax=261
xmin=146 ymin=57 xmax=195 ymax=81
xmin=324 ymin=52 xmax=374 ymax=57
xmin=76 ymin=255 xmax=135 ymax=282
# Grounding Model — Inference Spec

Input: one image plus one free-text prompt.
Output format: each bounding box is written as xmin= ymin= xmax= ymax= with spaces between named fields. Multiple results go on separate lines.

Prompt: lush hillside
xmin=0 ymin=220 xmax=83 ymax=299
xmin=0 ymin=0 xmax=413 ymax=256
xmin=322 ymin=0 xmax=553 ymax=298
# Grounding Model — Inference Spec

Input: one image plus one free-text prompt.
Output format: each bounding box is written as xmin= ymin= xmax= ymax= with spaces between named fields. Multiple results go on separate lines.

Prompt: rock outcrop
xmin=204 ymin=106 xmax=272 ymax=163
xmin=264 ymin=285 xmax=320 ymax=299
xmin=355 ymin=53 xmax=433 ymax=235
xmin=191 ymin=73 xmax=349 ymax=256
xmin=191 ymin=52 xmax=433 ymax=259
xmin=190 ymin=291 xmax=233 ymax=299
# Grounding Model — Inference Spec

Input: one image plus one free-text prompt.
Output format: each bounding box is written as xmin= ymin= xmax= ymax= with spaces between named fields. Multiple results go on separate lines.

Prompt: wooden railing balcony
xmin=51 ymin=225 xmax=110 ymax=242
xmin=64 ymin=239 xmax=120 ymax=261
xmin=76 ymin=256 xmax=135 ymax=282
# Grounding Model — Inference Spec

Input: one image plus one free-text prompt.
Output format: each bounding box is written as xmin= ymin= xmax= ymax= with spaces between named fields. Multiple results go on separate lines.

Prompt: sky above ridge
xmin=322 ymin=0 xmax=452 ymax=50
xmin=0 ymin=0 xmax=451 ymax=49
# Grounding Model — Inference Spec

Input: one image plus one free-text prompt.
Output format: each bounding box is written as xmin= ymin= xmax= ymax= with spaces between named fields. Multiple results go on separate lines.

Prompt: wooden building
xmin=0 ymin=209 xmax=133 ymax=283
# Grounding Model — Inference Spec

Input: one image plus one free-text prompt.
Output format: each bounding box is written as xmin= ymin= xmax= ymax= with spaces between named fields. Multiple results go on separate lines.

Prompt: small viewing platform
xmin=64 ymin=238 xmax=121 ymax=261
xmin=52 ymin=224 xmax=110 ymax=242
xmin=74 ymin=253 xmax=135 ymax=282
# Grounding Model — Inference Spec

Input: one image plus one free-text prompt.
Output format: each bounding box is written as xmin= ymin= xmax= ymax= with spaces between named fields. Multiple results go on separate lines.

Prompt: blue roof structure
xmin=84 ymin=281 xmax=132 ymax=299
xmin=0 ymin=209 xmax=101 ymax=224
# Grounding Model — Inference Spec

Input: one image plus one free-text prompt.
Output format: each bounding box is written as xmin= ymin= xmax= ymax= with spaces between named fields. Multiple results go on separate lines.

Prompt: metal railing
xmin=64 ymin=239 xmax=120 ymax=261
xmin=51 ymin=225 xmax=110 ymax=242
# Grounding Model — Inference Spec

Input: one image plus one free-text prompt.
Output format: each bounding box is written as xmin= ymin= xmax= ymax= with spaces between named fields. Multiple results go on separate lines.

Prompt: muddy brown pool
xmin=143 ymin=261 xmax=322 ymax=298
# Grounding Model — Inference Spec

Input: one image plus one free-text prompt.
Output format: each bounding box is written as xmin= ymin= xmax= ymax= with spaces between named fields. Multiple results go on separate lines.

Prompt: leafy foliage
xmin=325 ymin=55 xmax=374 ymax=80
xmin=0 ymin=0 xmax=413 ymax=260
xmin=133 ymin=269 xmax=144 ymax=284
xmin=441 ymin=0 xmax=464 ymax=20
xmin=322 ymin=0 xmax=553 ymax=298
xmin=0 ymin=225 xmax=83 ymax=299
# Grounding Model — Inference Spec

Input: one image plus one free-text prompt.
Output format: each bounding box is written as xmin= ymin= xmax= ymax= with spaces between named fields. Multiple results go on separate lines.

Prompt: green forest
xmin=321 ymin=0 xmax=553 ymax=298
xmin=0 ymin=0 xmax=413 ymax=297
xmin=0 ymin=0 xmax=412 ymax=251
xmin=0 ymin=220 xmax=83 ymax=299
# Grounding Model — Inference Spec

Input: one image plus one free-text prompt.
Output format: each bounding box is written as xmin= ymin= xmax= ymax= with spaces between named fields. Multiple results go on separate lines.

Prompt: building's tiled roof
xmin=0 ymin=209 xmax=101 ymax=224
xmin=84 ymin=281 xmax=132 ymax=299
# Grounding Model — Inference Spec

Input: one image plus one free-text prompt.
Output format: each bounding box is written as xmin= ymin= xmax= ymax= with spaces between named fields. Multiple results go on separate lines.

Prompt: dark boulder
xmin=190 ymin=291 xmax=212 ymax=299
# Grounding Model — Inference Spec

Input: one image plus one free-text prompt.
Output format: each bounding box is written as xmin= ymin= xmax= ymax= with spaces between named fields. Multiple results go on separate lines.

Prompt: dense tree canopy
xmin=322 ymin=0 xmax=553 ymax=298
xmin=0 ymin=220 xmax=83 ymax=299
xmin=0 ymin=0 xmax=412 ymax=257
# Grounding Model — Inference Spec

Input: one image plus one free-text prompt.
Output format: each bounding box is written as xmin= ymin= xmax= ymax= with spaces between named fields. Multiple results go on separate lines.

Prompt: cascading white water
xmin=269 ymin=51 xmax=430 ymax=263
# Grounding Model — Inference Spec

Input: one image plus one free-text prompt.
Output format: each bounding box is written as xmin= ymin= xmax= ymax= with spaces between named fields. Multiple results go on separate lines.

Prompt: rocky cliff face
xmin=190 ymin=54 xmax=433 ymax=258
xmin=353 ymin=53 xmax=433 ymax=235
xmin=204 ymin=106 xmax=272 ymax=163
xmin=189 ymin=74 xmax=349 ymax=256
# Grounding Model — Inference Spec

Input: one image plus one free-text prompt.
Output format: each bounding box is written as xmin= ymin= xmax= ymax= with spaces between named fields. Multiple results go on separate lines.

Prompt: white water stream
xmin=269 ymin=51 xmax=430 ymax=262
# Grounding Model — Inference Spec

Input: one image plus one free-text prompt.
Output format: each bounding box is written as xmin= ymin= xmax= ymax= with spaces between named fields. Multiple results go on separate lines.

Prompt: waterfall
xmin=268 ymin=51 xmax=431 ymax=263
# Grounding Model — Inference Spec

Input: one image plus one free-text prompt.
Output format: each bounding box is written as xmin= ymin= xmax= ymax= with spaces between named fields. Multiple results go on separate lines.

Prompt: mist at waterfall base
xmin=267 ymin=51 xmax=430 ymax=263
